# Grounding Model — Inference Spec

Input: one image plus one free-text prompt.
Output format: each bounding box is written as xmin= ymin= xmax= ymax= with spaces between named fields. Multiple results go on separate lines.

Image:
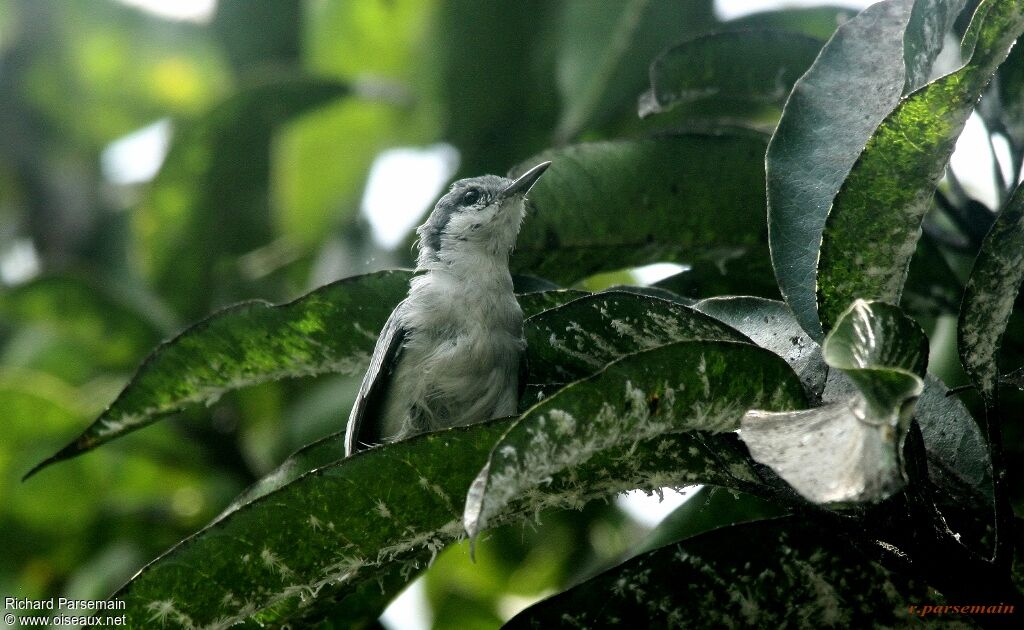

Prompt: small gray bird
xmin=345 ymin=161 xmax=551 ymax=455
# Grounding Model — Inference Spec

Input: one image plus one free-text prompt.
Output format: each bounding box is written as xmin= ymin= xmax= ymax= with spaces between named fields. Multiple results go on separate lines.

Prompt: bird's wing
xmin=345 ymin=303 xmax=408 ymax=455
xmin=517 ymin=349 xmax=528 ymax=411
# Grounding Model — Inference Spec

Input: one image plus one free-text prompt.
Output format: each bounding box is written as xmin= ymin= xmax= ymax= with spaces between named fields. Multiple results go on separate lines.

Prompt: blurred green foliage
xmin=0 ymin=0 xmax=722 ymax=623
xmin=3 ymin=0 xmax=1024 ymax=627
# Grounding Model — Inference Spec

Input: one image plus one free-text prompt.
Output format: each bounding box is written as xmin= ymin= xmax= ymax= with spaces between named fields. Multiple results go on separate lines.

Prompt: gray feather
xmin=345 ymin=303 xmax=407 ymax=455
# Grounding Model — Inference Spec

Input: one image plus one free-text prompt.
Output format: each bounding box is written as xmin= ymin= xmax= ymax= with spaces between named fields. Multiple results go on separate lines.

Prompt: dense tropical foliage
xmin=5 ymin=0 xmax=1024 ymax=627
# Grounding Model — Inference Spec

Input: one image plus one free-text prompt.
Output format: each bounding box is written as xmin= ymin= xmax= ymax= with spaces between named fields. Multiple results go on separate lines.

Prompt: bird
xmin=345 ymin=161 xmax=552 ymax=455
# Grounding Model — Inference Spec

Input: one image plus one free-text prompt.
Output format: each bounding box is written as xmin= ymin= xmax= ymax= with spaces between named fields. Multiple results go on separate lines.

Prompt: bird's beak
xmin=501 ymin=161 xmax=551 ymax=198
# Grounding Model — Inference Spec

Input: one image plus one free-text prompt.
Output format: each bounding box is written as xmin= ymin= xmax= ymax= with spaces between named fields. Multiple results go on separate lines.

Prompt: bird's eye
xmin=462 ymin=189 xmax=481 ymax=206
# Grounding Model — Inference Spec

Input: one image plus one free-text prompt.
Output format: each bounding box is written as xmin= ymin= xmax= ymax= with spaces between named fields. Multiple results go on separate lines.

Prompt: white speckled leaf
xmin=526 ymin=291 xmax=749 ymax=387
xmin=118 ymin=419 xmax=767 ymax=627
xmin=741 ymin=300 xmax=927 ymax=504
xmin=958 ymin=181 xmax=1024 ymax=399
xmin=695 ymin=296 xmax=826 ymax=402
xmin=24 ymin=270 xmax=414 ymax=480
xmin=464 ymin=340 xmax=806 ymax=539
xmin=506 ymin=517 xmax=934 ymax=628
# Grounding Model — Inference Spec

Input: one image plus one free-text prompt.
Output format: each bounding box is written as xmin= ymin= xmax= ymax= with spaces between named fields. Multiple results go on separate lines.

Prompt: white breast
xmin=379 ymin=265 xmax=525 ymax=440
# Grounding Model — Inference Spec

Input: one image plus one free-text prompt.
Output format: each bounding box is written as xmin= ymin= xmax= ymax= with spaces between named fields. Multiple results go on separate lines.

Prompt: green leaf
xmin=517 ymin=289 xmax=589 ymax=319
xmin=464 ymin=340 xmax=806 ymax=539
xmin=725 ymin=6 xmax=858 ymax=39
xmin=136 ymin=76 xmax=350 ymax=318
xmin=554 ymin=0 xmax=715 ymax=141
xmin=817 ymin=0 xmax=1024 ymax=332
xmin=916 ymin=375 xmax=995 ymax=554
xmin=24 ymin=278 xmax=645 ymax=477
xmin=638 ymin=30 xmax=824 ymax=119
xmin=23 ymin=270 xmax=412 ymax=480
xmin=511 ymin=132 xmax=770 ymax=284
xmin=506 ymin=518 xmax=934 ymax=628
xmin=525 ymin=291 xmax=749 ymax=387
xmin=694 ymin=296 xmax=827 ymax=401
xmin=0 ymin=274 xmax=163 ymax=370
xmin=741 ymin=300 xmax=928 ymax=504
xmin=959 ymin=181 xmax=1024 ymax=398
xmin=767 ymin=0 xmax=963 ymax=340
xmin=117 ymin=418 xmax=766 ymax=627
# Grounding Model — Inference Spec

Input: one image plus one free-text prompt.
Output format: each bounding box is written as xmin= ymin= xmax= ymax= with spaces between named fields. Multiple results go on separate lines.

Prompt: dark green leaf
xmin=741 ymin=300 xmax=927 ymax=503
xmin=465 ymin=340 xmax=806 ymax=538
xmin=517 ymin=289 xmax=589 ymax=320
xmin=695 ymin=296 xmax=827 ymax=401
xmin=118 ymin=418 xmax=765 ymax=627
xmin=916 ymin=375 xmax=995 ymax=554
xmin=639 ymin=30 xmax=824 ymax=118
xmin=959 ymin=181 xmax=1024 ymax=398
xmin=24 ymin=271 xmax=412 ymax=480
xmin=506 ymin=518 xmax=934 ymax=628
xmin=767 ymin=0 xmax=960 ymax=340
xmin=511 ymin=132 xmax=770 ymax=284
xmin=526 ymin=291 xmax=749 ymax=387
xmin=554 ymin=0 xmax=715 ymax=141
xmin=817 ymin=0 xmax=1024 ymax=332
xmin=601 ymin=284 xmax=692 ymax=305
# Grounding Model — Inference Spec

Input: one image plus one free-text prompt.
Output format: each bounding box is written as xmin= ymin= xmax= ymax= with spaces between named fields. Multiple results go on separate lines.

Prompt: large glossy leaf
xmin=464 ymin=340 xmax=806 ymax=539
xmin=23 ymin=271 xmax=412 ymax=479
xmin=554 ymin=0 xmax=715 ymax=141
xmin=741 ymin=300 xmax=928 ymax=504
xmin=510 ymin=132 xmax=770 ymax=284
xmin=135 ymin=76 xmax=350 ymax=318
xmin=816 ymin=0 xmax=1024 ymax=332
xmin=638 ymin=30 xmax=824 ymax=119
xmin=916 ymin=375 xmax=996 ymax=554
xmin=767 ymin=0 xmax=964 ymax=340
xmin=117 ymin=416 xmax=768 ymax=627
xmin=517 ymin=288 xmax=589 ymax=319
xmin=26 ymin=278 xmax=678 ymax=478
xmin=506 ymin=518 xmax=934 ymax=628
xmin=525 ymin=291 xmax=748 ymax=387
xmin=695 ymin=296 xmax=827 ymax=402
xmin=959 ymin=181 xmax=1024 ymax=399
